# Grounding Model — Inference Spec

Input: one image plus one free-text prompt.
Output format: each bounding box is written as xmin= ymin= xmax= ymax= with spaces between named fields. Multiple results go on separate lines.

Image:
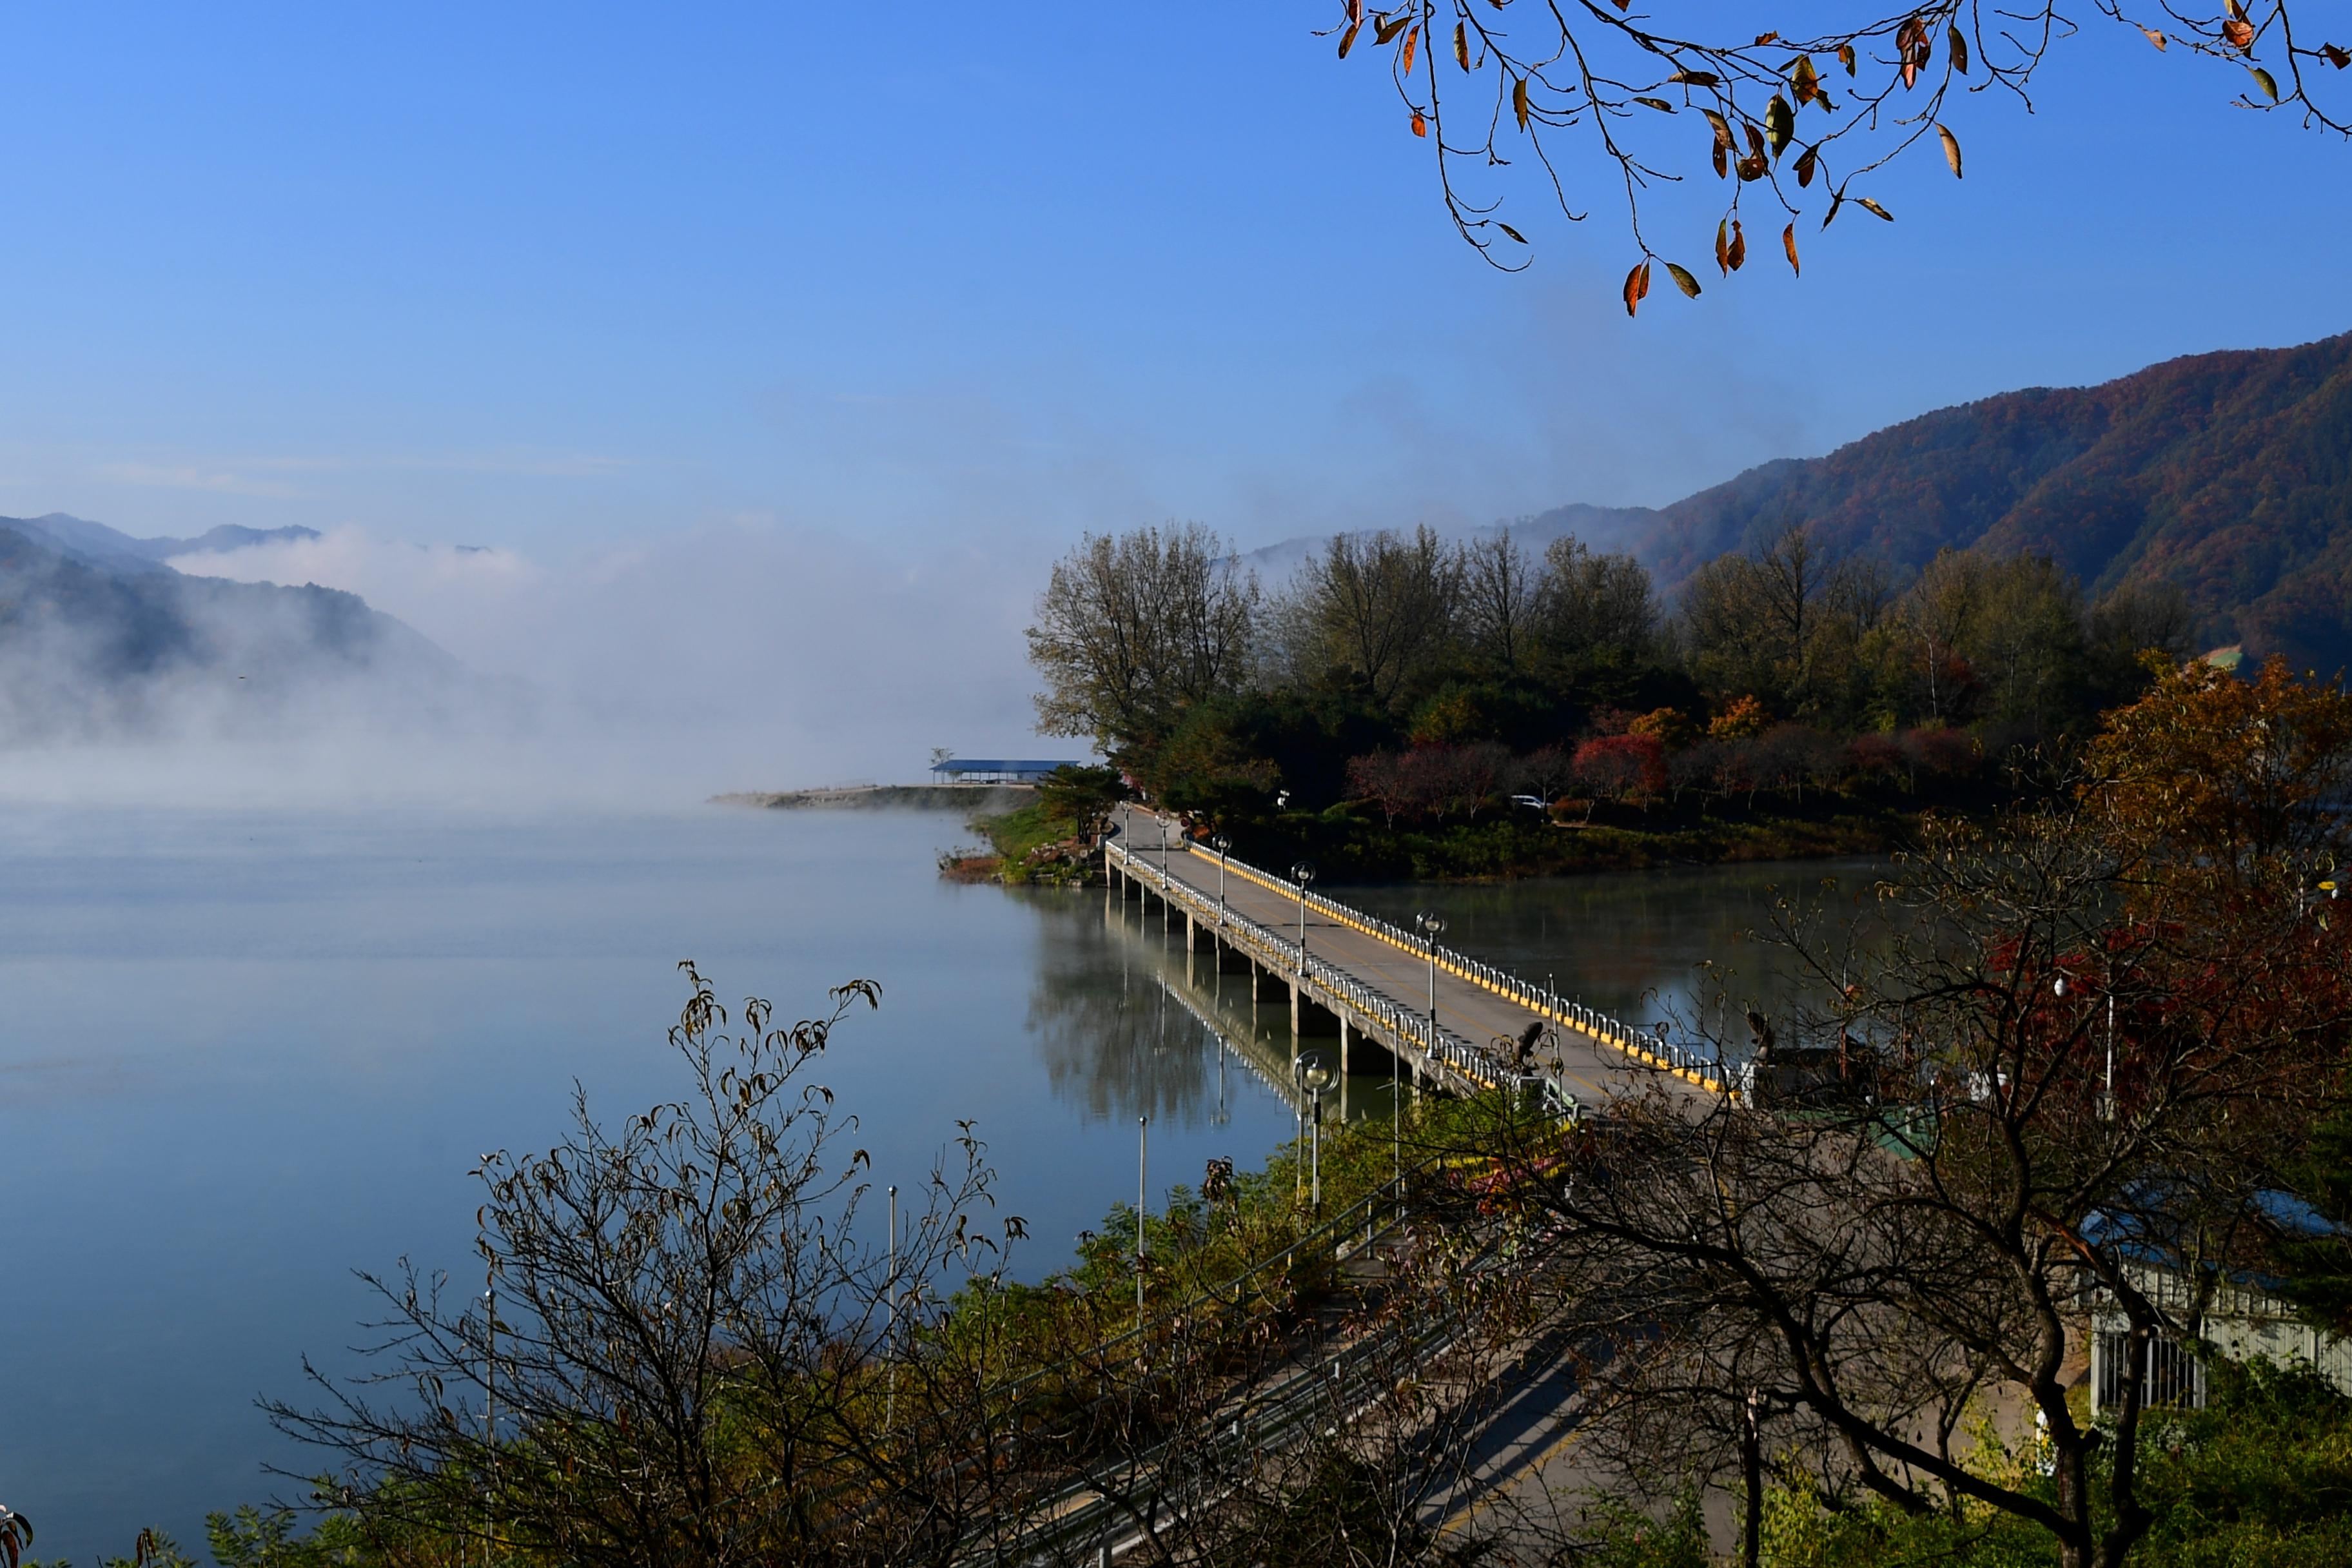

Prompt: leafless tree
xmin=1534 ymin=534 xmax=1656 ymax=666
xmin=1028 ymin=524 xmax=1260 ymax=753
xmin=1287 ymin=527 xmax=1464 ymax=707
xmin=1459 ymin=528 xmax=1543 ymax=674
xmin=265 ymin=965 xmax=1030 ymax=1568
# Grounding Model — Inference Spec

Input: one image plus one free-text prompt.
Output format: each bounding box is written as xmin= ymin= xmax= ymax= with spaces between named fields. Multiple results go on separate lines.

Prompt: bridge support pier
xmin=1184 ymin=912 xmax=1219 ymax=954
xmin=1340 ymin=1016 xmax=1396 ymax=1078
xmin=1291 ymin=986 xmax=1341 ymax=1041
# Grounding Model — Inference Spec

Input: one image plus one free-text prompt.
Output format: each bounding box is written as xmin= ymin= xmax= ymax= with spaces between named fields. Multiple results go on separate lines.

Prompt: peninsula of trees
xmin=1024 ymin=517 xmax=2192 ymax=878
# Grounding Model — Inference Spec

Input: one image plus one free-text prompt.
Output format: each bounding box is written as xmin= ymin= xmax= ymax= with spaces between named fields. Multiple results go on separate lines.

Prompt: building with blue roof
xmin=928 ymin=758 xmax=1083 ymax=785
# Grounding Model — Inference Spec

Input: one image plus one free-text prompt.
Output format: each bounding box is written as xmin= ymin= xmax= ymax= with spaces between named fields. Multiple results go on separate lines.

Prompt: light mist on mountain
xmin=0 ymin=513 xmax=1049 ymax=807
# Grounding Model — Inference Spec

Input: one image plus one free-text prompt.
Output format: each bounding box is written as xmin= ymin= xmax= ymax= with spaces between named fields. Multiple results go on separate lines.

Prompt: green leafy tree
xmin=1034 ymin=763 xmax=1128 ymax=845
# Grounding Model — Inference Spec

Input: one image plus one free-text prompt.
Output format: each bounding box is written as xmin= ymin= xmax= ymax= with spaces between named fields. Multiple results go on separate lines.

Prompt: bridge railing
xmin=1106 ymin=838 xmax=1562 ymax=1108
xmin=1117 ymin=821 xmax=1729 ymax=1096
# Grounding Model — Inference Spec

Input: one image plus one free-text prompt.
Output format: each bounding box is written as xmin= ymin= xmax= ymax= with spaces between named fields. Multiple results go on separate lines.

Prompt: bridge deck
xmin=1112 ymin=813 xmax=1720 ymax=1110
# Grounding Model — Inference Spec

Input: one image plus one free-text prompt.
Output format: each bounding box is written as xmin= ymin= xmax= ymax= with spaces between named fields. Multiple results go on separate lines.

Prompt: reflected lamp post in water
xmin=1300 ymin=1058 xmax=1333 ymax=1212
xmin=1290 ymin=1054 xmax=1313 ymax=1205
xmin=1292 ymin=862 xmax=1317 ymax=969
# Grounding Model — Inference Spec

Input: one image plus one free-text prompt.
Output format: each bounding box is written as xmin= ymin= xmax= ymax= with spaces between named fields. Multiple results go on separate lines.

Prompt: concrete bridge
xmin=1104 ymin=811 xmax=1728 ymax=1115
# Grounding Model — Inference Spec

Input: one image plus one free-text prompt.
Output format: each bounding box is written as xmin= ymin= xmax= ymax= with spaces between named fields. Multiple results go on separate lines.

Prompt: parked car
xmin=1510 ymin=794 xmax=1548 ymax=810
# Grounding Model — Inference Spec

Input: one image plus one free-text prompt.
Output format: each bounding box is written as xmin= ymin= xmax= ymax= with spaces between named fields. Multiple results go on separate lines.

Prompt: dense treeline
xmin=1026 ymin=520 xmax=2197 ymax=871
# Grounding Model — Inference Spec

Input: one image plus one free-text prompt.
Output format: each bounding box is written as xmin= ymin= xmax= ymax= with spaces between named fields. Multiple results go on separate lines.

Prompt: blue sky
xmin=0 ymin=3 xmax=2344 ymax=561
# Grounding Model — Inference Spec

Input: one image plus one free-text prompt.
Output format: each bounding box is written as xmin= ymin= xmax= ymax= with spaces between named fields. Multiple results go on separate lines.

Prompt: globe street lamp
xmin=1292 ymin=861 xmax=1317 ymax=968
xmin=1415 ymin=912 xmax=1446 ymax=1043
xmin=1300 ymin=1059 xmax=1335 ymax=1211
xmin=1212 ymin=833 xmax=1233 ymax=928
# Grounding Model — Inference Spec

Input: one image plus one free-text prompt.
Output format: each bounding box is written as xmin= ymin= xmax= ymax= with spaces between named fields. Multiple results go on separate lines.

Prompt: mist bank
xmin=0 ymin=517 xmax=1048 ymax=808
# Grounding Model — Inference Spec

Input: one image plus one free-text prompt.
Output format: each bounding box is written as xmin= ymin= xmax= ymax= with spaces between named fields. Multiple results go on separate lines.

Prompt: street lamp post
xmin=1212 ymin=834 xmax=1232 ymax=928
xmin=483 ymin=1284 xmax=496 ymax=1511
xmin=2058 ymin=973 xmax=2119 ymax=1122
xmin=1137 ymin=1115 xmax=1148 ymax=1326
xmin=1416 ymin=912 xmax=1446 ymax=1042
xmin=2105 ymin=992 xmax=2116 ymax=1119
xmin=886 ymin=1184 xmax=898 ymax=1427
xmin=1301 ymin=1060 xmax=1333 ymax=1212
xmin=1292 ymin=861 xmax=1317 ymax=969
xmin=1157 ymin=815 xmax=1172 ymax=934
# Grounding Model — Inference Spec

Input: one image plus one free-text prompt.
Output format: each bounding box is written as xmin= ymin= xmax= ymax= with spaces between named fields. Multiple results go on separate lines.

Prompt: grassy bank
xmin=941 ymin=801 xmax=1104 ymax=886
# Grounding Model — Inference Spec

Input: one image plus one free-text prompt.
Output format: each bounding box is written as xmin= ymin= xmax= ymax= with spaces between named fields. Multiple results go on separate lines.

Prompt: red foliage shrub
xmin=1573 ymin=733 xmax=1667 ymax=801
xmin=1845 ymin=733 xmax=1906 ymax=785
xmin=1899 ymin=727 xmax=1981 ymax=779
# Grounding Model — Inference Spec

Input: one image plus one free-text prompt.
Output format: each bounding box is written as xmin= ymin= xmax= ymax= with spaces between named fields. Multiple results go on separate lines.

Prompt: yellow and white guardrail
xmin=1182 ymin=839 xmax=1729 ymax=1097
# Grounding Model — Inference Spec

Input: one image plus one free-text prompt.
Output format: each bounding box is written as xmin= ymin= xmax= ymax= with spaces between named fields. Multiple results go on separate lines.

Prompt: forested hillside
xmin=1601 ymin=331 xmax=2352 ymax=669
xmin=0 ymin=517 xmax=458 ymax=740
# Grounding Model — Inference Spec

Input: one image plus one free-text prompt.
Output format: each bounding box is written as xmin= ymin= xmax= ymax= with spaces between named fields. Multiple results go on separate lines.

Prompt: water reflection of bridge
xmin=1106 ymin=894 xmax=1403 ymax=1125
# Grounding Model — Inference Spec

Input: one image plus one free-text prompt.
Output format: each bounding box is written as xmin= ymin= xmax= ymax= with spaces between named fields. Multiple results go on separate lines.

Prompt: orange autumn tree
xmin=2086 ymin=652 xmax=2352 ymax=889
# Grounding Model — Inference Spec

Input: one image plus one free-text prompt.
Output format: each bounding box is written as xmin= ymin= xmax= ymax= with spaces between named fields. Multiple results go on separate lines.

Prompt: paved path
xmin=1117 ymin=812 xmax=1694 ymax=1110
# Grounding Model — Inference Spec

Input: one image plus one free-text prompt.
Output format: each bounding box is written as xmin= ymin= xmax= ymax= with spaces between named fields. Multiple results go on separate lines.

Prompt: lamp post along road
xmin=1212 ymin=833 xmax=1231 ymax=929
xmin=887 ymin=1184 xmax=898 ymax=1427
xmin=1292 ymin=861 xmax=1317 ymax=970
xmin=1416 ymin=912 xmax=1446 ymax=1043
xmin=1300 ymin=1061 xmax=1333 ymax=1212
xmin=1137 ymin=1114 xmax=1148 ymax=1326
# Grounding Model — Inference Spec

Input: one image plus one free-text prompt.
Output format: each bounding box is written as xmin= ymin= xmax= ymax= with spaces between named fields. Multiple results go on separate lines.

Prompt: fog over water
xmin=146 ymin=517 xmax=1059 ymax=801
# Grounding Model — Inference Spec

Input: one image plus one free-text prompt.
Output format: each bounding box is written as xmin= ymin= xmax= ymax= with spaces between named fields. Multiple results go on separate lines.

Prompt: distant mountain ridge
xmin=0 ymin=512 xmax=454 ymax=740
xmin=5 ymin=511 xmax=321 ymax=576
xmin=1519 ymin=332 xmax=2352 ymax=669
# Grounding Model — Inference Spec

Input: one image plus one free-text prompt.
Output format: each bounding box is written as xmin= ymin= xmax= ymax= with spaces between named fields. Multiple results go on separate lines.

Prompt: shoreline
xmin=712 ymin=783 xmax=1035 ymax=812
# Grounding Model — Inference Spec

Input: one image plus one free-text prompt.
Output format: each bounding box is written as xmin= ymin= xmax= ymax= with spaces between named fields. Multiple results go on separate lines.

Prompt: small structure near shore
xmin=928 ymin=757 xmax=1083 ymax=785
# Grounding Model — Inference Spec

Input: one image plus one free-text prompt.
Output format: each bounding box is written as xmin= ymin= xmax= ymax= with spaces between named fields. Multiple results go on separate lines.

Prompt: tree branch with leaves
xmin=1327 ymin=2 xmax=2350 ymax=308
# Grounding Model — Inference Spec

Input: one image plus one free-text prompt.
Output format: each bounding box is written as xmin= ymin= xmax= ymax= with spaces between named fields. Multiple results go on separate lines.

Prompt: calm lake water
xmin=0 ymin=805 xmax=1870 ymax=1558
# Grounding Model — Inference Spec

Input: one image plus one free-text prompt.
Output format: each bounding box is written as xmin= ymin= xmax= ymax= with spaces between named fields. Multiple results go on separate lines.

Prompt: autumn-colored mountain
xmin=1530 ymin=331 xmax=2352 ymax=671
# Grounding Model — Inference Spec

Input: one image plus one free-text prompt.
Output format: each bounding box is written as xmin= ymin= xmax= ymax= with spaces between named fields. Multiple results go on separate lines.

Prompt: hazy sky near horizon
xmin=0 ymin=5 xmax=2346 ymax=778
